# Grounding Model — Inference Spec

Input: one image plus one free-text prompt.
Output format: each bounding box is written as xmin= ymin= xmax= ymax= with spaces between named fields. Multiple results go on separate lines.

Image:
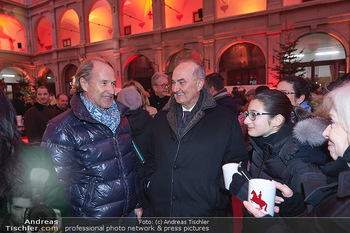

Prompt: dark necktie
xmin=182 ymin=111 xmax=190 ymax=125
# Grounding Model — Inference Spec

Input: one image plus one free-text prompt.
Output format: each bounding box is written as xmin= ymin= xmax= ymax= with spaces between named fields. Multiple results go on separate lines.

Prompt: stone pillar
xmin=267 ymin=0 xmax=283 ymax=10
xmin=203 ymin=39 xmax=214 ymax=74
xmin=153 ymin=0 xmax=165 ymax=31
xmin=202 ymin=0 xmax=215 ymax=21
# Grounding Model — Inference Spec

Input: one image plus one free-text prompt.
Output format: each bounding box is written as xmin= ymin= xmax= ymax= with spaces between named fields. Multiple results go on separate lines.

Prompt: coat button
xmin=173 ymin=165 xmax=178 ymax=170
xmin=172 ymin=196 xmax=177 ymax=201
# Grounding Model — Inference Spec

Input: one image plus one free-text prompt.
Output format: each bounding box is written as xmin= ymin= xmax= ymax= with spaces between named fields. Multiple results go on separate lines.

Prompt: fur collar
xmin=293 ymin=117 xmax=330 ymax=147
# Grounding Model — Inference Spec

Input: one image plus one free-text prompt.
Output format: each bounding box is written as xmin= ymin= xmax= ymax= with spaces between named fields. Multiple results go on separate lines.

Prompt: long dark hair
xmin=0 ymin=89 xmax=23 ymax=200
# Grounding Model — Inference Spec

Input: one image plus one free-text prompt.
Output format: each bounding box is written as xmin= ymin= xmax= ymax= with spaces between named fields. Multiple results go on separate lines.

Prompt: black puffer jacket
xmin=42 ymin=93 xmax=142 ymax=217
xmin=231 ymin=117 xmax=329 ymax=210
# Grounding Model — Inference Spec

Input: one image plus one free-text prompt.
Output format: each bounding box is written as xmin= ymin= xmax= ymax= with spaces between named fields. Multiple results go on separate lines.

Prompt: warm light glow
xmin=89 ymin=0 xmax=113 ymax=43
xmin=58 ymin=9 xmax=80 ymax=48
xmin=0 ymin=14 xmax=26 ymax=52
xmin=122 ymin=0 xmax=153 ymax=35
xmin=165 ymin=0 xmax=202 ymax=28
xmin=216 ymin=0 xmax=266 ymax=19
xmin=37 ymin=17 xmax=53 ymax=52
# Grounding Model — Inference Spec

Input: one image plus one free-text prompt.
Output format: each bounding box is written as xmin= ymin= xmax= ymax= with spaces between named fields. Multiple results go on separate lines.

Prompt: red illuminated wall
xmin=37 ymin=17 xmax=53 ymax=52
xmin=216 ymin=0 xmax=267 ymax=19
xmin=121 ymin=0 xmax=153 ymax=35
xmin=58 ymin=9 xmax=80 ymax=48
xmin=0 ymin=14 xmax=26 ymax=52
xmin=165 ymin=0 xmax=202 ymax=28
xmin=89 ymin=0 xmax=113 ymax=43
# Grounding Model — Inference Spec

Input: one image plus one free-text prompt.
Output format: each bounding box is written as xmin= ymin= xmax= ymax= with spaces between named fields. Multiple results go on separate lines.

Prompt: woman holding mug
xmin=230 ymin=89 xmax=329 ymax=217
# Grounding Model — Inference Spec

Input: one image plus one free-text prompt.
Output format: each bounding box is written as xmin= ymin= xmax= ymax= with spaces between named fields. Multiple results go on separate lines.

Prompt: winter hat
xmin=117 ymin=87 xmax=142 ymax=110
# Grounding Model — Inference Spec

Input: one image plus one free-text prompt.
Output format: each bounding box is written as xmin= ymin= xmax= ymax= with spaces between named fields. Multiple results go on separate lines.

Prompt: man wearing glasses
xmin=149 ymin=72 xmax=170 ymax=111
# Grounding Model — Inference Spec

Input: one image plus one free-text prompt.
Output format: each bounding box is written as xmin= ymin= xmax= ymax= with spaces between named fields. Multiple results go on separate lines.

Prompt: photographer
xmin=0 ymin=185 xmax=33 ymax=233
xmin=0 ymin=88 xmax=70 ymax=228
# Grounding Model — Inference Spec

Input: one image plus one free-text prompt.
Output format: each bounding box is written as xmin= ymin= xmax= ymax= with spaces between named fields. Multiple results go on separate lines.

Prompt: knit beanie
xmin=117 ymin=87 xmax=142 ymax=110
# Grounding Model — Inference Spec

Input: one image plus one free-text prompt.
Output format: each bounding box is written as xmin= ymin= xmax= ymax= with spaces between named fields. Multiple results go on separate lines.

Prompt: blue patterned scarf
xmin=80 ymin=93 xmax=120 ymax=133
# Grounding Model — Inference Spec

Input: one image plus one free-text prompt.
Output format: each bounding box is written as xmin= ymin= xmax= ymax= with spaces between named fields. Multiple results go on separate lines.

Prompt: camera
xmin=24 ymin=204 xmax=58 ymax=230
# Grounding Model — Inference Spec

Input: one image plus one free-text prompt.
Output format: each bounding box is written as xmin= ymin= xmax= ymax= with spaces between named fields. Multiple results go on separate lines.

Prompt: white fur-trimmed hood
xmin=293 ymin=117 xmax=330 ymax=147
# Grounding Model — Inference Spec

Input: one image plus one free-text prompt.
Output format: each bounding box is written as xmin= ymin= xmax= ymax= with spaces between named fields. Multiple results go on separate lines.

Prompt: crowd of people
xmin=1 ymin=57 xmax=350 ymax=232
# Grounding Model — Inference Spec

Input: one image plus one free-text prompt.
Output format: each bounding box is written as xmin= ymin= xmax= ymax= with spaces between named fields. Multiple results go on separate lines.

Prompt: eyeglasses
xmin=244 ymin=111 xmax=274 ymax=121
xmin=156 ymin=84 xmax=169 ymax=88
xmin=282 ymin=91 xmax=296 ymax=95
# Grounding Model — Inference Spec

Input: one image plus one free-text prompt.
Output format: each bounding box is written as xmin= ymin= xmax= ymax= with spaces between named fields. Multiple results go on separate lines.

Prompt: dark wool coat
xmin=41 ymin=93 xmax=142 ymax=217
xmin=145 ymin=88 xmax=248 ymax=217
xmin=24 ymin=103 xmax=58 ymax=144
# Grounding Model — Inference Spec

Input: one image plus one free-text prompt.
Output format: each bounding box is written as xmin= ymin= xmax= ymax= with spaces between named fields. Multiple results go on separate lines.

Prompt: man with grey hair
xmin=145 ymin=60 xmax=248 ymax=217
xmin=42 ymin=57 xmax=142 ymax=218
xmin=149 ymin=72 xmax=170 ymax=111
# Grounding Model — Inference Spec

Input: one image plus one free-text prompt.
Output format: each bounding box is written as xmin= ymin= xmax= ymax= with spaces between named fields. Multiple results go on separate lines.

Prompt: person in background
xmin=277 ymin=76 xmax=311 ymax=112
xmin=122 ymin=80 xmax=157 ymax=117
xmin=24 ymin=86 xmax=58 ymax=145
xmin=0 ymin=185 xmax=34 ymax=232
xmin=148 ymin=72 xmax=170 ymax=111
xmin=53 ymin=94 xmax=69 ymax=114
xmin=145 ymin=60 xmax=248 ymax=217
xmin=11 ymin=92 xmax=26 ymax=117
xmin=42 ymin=57 xmax=142 ymax=218
xmin=205 ymin=73 xmax=238 ymax=115
xmin=117 ymin=87 xmax=153 ymax=217
xmin=254 ymin=85 xmax=270 ymax=95
xmin=25 ymin=95 xmax=36 ymax=112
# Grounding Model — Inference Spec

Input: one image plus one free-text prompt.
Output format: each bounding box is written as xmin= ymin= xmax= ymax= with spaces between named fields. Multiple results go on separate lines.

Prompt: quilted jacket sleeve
xmin=41 ymin=121 xmax=75 ymax=201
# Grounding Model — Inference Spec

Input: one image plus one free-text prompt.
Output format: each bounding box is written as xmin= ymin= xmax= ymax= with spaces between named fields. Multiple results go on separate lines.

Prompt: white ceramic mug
xmin=222 ymin=163 xmax=241 ymax=190
xmin=248 ymin=178 xmax=276 ymax=216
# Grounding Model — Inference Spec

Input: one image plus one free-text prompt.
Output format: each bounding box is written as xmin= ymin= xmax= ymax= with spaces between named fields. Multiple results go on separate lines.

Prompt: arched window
xmin=294 ymin=33 xmax=346 ymax=88
xmin=219 ymin=43 xmax=266 ymax=85
xmin=0 ymin=67 xmax=27 ymax=97
xmin=0 ymin=14 xmax=26 ymax=52
xmin=37 ymin=17 xmax=53 ymax=52
xmin=124 ymin=55 xmax=154 ymax=91
xmin=166 ymin=49 xmax=202 ymax=77
xmin=88 ymin=0 xmax=113 ymax=42
xmin=58 ymin=9 xmax=80 ymax=48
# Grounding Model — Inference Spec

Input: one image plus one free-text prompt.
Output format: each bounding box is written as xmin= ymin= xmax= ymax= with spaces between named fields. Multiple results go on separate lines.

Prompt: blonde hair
xmin=122 ymin=81 xmax=150 ymax=109
xmin=324 ymin=81 xmax=350 ymax=140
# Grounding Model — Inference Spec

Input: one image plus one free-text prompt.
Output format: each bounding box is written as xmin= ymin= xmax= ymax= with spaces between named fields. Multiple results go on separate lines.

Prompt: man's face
xmin=80 ymin=61 xmax=116 ymax=111
xmin=171 ymin=62 xmax=204 ymax=110
xmin=57 ymin=95 xmax=69 ymax=110
xmin=153 ymin=76 xmax=169 ymax=98
xmin=8 ymin=197 xmax=33 ymax=226
xmin=36 ymin=88 xmax=50 ymax=105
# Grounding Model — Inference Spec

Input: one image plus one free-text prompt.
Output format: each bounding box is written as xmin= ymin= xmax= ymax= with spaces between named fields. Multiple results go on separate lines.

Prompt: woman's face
xmin=244 ymin=99 xmax=278 ymax=138
xmin=322 ymin=108 xmax=349 ymax=160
